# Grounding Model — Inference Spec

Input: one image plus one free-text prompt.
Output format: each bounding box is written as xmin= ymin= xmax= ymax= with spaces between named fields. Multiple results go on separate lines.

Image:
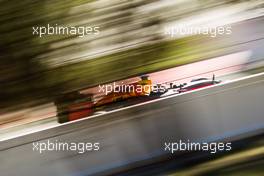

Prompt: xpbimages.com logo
xmin=164 ymin=140 xmax=232 ymax=154
xmin=164 ymin=25 xmax=232 ymax=38
xmin=32 ymin=24 xmax=100 ymax=37
xmin=32 ymin=140 xmax=100 ymax=154
xmin=98 ymin=82 xmax=167 ymax=95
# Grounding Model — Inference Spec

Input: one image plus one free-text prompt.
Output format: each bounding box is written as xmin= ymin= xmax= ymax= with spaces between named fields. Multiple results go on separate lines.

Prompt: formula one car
xmin=55 ymin=74 xmax=221 ymax=123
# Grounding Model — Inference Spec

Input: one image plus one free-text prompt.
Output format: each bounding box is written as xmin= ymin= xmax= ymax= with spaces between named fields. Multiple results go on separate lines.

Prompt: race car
xmin=55 ymin=75 xmax=220 ymax=123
